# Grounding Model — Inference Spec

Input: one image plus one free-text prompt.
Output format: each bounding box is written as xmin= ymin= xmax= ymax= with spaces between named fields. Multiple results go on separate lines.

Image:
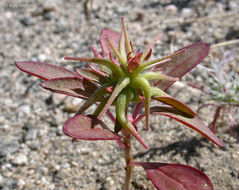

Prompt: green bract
xmin=64 ymin=18 xmax=194 ymax=147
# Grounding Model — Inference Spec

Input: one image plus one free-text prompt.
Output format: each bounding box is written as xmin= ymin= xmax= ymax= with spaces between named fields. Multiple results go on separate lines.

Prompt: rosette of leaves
xmin=206 ymin=52 xmax=239 ymax=104
xmin=196 ymin=51 xmax=239 ymax=133
xmin=16 ymin=17 xmax=223 ymax=190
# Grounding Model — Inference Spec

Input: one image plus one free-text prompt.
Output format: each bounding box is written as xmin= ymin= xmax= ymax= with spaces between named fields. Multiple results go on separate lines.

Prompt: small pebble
xmin=38 ymin=54 xmax=47 ymax=62
xmin=24 ymin=128 xmax=38 ymax=141
xmin=17 ymin=179 xmax=26 ymax=189
xmin=181 ymin=8 xmax=192 ymax=16
xmin=228 ymin=1 xmax=238 ymax=10
xmin=18 ymin=105 xmax=31 ymax=116
xmin=10 ymin=154 xmax=28 ymax=166
xmin=27 ymin=141 xmax=40 ymax=150
xmin=72 ymin=98 xmax=83 ymax=106
xmin=42 ymin=1 xmax=56 ymax=13
xmin=165 ymin=4 xmax=178 ymax=14
xmin=0 ymin=142 xmax=20 ymax=157
xmin=0 ymin=174 xmax=3 ymax=183
xmin=20 ymin=18 xmax=35 ymax=26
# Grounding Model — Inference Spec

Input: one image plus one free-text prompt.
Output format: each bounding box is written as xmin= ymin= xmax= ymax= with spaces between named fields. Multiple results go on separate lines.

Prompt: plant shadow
xmin=229 ymin=124 xmax=239 ymax=141
xmin=134 ymin=137 xmax=214 ymax=163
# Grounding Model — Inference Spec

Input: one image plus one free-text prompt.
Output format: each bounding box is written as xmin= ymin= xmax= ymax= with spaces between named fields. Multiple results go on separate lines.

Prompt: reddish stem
xmin=211 ymin=106 xmax=222 ymax=133
xmin=106 ymin=109 xmax=116 ymax=123
xmin=122 ymin=129 xmax=133 ymax=190
xmin=228 ymin=112 xmax=235 ymax=135
xmin=132 ymin=102 xmax=143 ymax=119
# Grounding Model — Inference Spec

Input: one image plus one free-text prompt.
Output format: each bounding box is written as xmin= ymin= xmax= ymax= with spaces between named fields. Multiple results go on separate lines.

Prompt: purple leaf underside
xmin=15 ymin=61 xmax=78 ymax=80
xmin=132 ymin=162 xmax=213 ymax=190
xmin=99 ymin=29 xmax=120 ymax=57
xmin=63 ymin=114 xmax=121 ymax=140
xmin=150 ymin=106 xmax=223 ymax=147
xmin=156 ymin=42 xmax=210 ymax=90
xmin=40 ymin=77 xmax=97 ymax=99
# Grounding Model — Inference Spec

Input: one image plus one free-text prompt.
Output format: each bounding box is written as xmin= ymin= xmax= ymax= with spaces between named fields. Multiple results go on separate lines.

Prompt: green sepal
xmin=137 ymin=49 xmax=185 ymax=72
xmin=141 ymin=72 xmax=178 ymax=82
xmin=121 ymin=17 xmax=133 ymax=57
xmin=107 ymin=37 xmax=126 ymax=67
xmin=131 ymin=90 xmax=142 ymax=102
xmin=116 ymin=89 xmax=148 ymax=148
xmin=119 ymin=31 xmax=127 ymax=64
xmin=114 ymin=117 xmax=123 ymax=133
xmin=93 ymin=97 xmax=109 ymax=116
xmin=77 ymin=83 xmax=109 ymax=115
xmin=130 ymin=77 xmax=151 ymax=130
xmin=76 ymin=68 xmax=107 ymax=84
xmin=150 ymin=86 xmax=168 ymax=97
xmin=64 ymin=57 xmax=123 ymax=78
xmin=98 ymin=77 xmax=130 ymax=120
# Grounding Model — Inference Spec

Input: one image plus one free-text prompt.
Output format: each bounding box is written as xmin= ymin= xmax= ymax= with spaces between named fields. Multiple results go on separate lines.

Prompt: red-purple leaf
xmin=40 ymin=77 xmax=97 ymax=99
xmin=63 ymin=114 xmax=121 ymax=140
xmin=15 ymin=61 xmax=78 ymax=80
xmin=156 ymin=42 xmax=210 ymax=90
xmin=99 ymin=29 xmax=120 ymax=57
xmin=152 ymin=96 xmax=197 ymax=116
xmin=150 ymin=106 xmax=223 ymax=147
xmin=131 ymin=162 xmax=213 ymax=190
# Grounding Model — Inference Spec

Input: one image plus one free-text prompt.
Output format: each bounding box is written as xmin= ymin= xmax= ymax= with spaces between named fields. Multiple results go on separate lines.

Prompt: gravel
xmin=1 ymin=0 xmax=239 ymax=189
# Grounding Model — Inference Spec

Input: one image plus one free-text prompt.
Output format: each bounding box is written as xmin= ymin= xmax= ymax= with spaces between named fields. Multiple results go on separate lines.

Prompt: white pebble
xmin=38 ymin=54 xmax=47 ymax=62
xmin=165 ymin=4 xmax=178 ymax=14
xmin=181 ymin=8 xmax=192 ymax=16
xmin=0 ymin=174 xmax=3 ymax=183
xmin=18 ymin=105 xmax=31 ymax=115
xmin=72 ymin=98 xmax=83 ymax=106
xmin=11 ymin=154 xmax=28 ymax=166
xmin=18 ymin=179 xmax=26 ymax=188
xmin=229 ymin=1 xmax=238 ymax=10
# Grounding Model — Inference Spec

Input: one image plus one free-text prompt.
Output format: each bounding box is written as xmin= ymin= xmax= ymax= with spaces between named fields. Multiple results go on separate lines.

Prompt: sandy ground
xmin=0 ymin=0 xmax=239 ymax=189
